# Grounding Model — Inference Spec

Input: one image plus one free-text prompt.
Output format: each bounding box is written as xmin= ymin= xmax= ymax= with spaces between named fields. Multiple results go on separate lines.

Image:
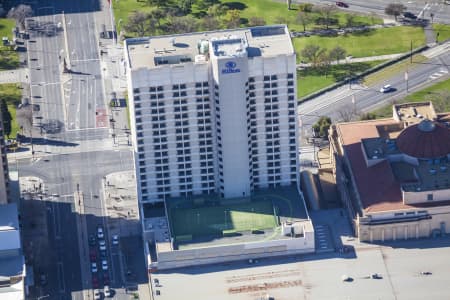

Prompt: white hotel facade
xmin=124 ymin=25 xmax=299 ymax=203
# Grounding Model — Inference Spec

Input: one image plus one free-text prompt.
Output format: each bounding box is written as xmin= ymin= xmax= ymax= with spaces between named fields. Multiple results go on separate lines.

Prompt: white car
xmin=104 ymin=285 xmax=111 ymax=297
xmin=112 ymin=235 xmax=119 ymax=246
xmin=97 ymin=227 xmax=104 ymax=239
xmin=379 ymin=84 xmax=394 ymax=93
xmin=91 ymin=262 xmax=98 ymax=273
xmin=102 ymin=260 xmax=108 ymax=271
xmin=94 ymin=289 xmax=101 ymax=300
xmin=99 ymin=240 xmax=106 ymax=251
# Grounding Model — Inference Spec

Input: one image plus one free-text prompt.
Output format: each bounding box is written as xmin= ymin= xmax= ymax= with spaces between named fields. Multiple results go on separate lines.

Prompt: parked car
xmin=94 ymin=289 xmax=101 ymax=300
xmin=102 ymin=260 xmax=109 ymax=271
xmin=104 ymin=285 xmax=111 ymax=297
xmin=403 ymin=12 xmax=417 ymax=19
xmin=336 ymin=1 xmax=349 ymax=8
xmin=89 ymin=249 xmax=97 ymax=262
xmin=97 ymin=226 xmax=104 ymax=239
xmin=112 ymin=235 xmax=119 ymax=246
xmin=89 ymin=235 xmax=96 ymax=246
xmin=91 ymin=262 xmax=98 ymax=273
xmin=380 ymin=84 xmax=394 ymax=93
xmin=99 ymin=239 xmax=106 ymax=251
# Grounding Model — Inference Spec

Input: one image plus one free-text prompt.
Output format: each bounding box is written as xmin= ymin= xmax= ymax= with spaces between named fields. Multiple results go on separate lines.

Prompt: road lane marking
xmin=57 ymin=261 xmax=66 ymax=292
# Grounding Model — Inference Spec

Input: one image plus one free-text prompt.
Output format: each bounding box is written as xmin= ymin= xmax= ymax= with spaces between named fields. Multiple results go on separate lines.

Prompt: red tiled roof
xmin=396 ymin=121 xmax=450 ymax=159
xmin=337 ymin=120 xmax=412 ymax=213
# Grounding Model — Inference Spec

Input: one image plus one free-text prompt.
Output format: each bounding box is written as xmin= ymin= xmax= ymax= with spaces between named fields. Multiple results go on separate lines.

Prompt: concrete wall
xmin=358 ymin=205 xmax=450 ymax=242
xmin=150 ymin=221 xmax=314 ymax=270
xmin=403 ymin=188 xmax=450 ymax=204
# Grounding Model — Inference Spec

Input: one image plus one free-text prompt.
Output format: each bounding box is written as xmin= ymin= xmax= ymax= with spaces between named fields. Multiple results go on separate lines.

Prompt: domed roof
xmin=396 ymin=119 xmax=450 ymax=159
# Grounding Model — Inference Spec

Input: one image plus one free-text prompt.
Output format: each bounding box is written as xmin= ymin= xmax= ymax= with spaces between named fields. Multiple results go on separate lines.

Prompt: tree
xmin=167 ymin=15 xmax=198 ymax=34
xmin=7 ymin=4 xmax=33 ymax=30
xmin=124 ymin=12 xmax=151 ymax=36
xmin=345 ymin=13 xmax=356 ymax=27
xmin=338 ymin=105 xmax=357 ymax=122
xmin=298 ymin=3 xmax=313 ymax=13
xmin=425 ymin=90 xmax=450 ymax=112
xmin=223 ymin=9 xmax=241 ymax=29
xmin=329 ymin=46 xmax=346 ymax=64
xmin=178 ymin=0 xmax=194 ymax=15
xmin=146 ymin=0 xmax=167 ymax=8
xmin=318 ymin=51 xmax=331 ymax=76
xmin=360 ymin=112 xmax=377 ymax=120
xmin=301 ymin=45 xmax=325 ymax=67
xmin=312 ymin=116 xmax=332 ymax=138
xmin=202 ymin=16 xmax=221 ymax=31
xmin=1 ymin=99 xmax=12 ymax=138
xmin=248 ymin=17 xmax=266 ymax=27
xmin=384 ymin=3 xmax=406 ymax=21
xmin=297 ymin=11 xmax=312 ymax=32
xmin=314 ymin=5 xmax=337 ymax=29
xmin=207 ymin=4 xmax=227 ymax=18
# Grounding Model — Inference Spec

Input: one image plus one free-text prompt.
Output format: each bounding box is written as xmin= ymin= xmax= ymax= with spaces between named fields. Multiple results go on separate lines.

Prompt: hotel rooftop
xmin=125 ymin=25 xmax=294 ymax=69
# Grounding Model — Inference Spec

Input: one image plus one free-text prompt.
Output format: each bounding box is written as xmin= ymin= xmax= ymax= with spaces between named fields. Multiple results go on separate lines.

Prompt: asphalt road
xmin=301 ymin=0 xmax=450 ymax=24
xmin=21 ymin=1 xmax=136 ymax=299
xmin=298 ymin=47 xmax=450 ymax=134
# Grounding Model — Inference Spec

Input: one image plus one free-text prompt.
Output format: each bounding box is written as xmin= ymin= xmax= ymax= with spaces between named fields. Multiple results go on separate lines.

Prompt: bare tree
xmin=318 ymin=50 xmax=331 ymax=76
xmin=124 ymin=12 xmax=151 ymax=36
xmin=338 ymin=105 xmax=358 ymax=122
xmin=16 ymin=106 xmax=34 ymax=153
xmin=7 ymin=4 xmax=33 ymax=30
xmin=301 ymin=45 xmax=325 ymax=67
xmin=297 ymin=11 xmax=312 ymax=32
xmin=345 ymin=13 xmax=356 ymax=27
xmin=167 ymin=15 xmax=199 ymax=34
xmin=314 ymin=5 xmax=337 ymax=29
xmin=201 ymin=16 xmax=221 ymax=31
xmin=384 ymin=3 xmax=406 ymax=21
xmin=329 ymin=46 xmax=346 ymax=64
xmin=248 ymin=17 xmax=266 ymax=27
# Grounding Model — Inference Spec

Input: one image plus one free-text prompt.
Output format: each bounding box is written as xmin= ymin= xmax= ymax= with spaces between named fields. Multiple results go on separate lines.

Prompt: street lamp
xmin=117 ymin=18 xmax=123 ymax=41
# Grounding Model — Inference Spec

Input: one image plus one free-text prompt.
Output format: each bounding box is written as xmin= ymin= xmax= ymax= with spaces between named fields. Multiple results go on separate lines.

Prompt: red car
xmin=336 ymin=1 xmax=349 ymax=8
xmin=89 ymin=249 xmax=97 ymax=262
xmin=102 ymin=272 xmax=110 ymax=285
xmin=92 ymin=276 xmax=99 ymax=289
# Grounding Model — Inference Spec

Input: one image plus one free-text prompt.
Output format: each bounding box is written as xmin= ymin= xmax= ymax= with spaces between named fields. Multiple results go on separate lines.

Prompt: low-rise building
xmin=0 ymin=203 xmax=25 ymax=300
xmin=330 ymin=102 xmax=450 ymax=242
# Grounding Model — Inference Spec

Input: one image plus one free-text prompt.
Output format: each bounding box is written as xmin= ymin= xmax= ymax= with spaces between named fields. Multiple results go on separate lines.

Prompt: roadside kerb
xmin=298 ymin=45 xmax=429 ymax=103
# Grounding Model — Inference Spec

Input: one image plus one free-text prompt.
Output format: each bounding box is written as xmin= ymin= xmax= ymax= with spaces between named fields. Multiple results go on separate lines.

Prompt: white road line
xmin=57 ymin=261 xmax=66 ymax=292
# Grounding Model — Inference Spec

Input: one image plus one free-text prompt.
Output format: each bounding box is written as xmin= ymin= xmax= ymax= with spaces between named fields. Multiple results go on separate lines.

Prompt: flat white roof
xmin=125 ymin=25 xmax=294 ymax=69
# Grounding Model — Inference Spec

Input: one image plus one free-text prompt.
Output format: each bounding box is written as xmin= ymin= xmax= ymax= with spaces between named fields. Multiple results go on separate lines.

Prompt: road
xmin=298 ymin=45 xmax=450 ymax=141
xmin=300 ymin=0 xmax=450 ymax=24
xmin=21 ymin=0 xmax=138 ymax=299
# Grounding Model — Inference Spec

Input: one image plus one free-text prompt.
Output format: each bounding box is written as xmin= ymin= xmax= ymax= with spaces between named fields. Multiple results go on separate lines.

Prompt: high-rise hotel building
xmin=124 ymin=25 xmax=299 ymax=202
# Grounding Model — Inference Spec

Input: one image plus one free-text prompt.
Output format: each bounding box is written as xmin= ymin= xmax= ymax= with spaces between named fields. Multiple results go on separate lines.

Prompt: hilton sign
xmin=222 ymin=61 xmax=240 ymax=74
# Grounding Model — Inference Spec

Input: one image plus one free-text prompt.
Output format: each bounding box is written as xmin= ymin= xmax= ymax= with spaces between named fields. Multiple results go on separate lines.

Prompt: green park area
xmin=113 ymin=0 xmax=382 ymax=38
xmin=433 ymin=23 xmax=450 ymax=43
xmin=0 ymin=83 xmax=21 ymax=138
xmin=294 ymin=26 xmax=425 ymax=61
xmin=297 ymin=60 xmax=385 ymax=99
xmin=372 ymin=78 xmax=450 ymax=118
xmin=0 ymin=18 xmax=20 ymax=70
xmin=169 ymin=199 xmax=278 ymax=241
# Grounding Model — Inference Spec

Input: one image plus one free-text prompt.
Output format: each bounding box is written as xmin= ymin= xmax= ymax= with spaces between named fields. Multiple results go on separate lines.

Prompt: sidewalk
xmin=296 ymin=53 xmax=406 ymax=69
xmin=0 ymin=68 xmax=29 ymax=83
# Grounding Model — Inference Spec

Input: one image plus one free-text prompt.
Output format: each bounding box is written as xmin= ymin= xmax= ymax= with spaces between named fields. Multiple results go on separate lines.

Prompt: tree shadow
xmin=223 ymin=2 xmax=247 ymax=10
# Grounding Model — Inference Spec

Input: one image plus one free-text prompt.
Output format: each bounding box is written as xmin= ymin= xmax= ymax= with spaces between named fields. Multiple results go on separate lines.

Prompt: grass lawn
xmin=298 ymin=60 xmax=385 ymax=99
xmin=433 ymin=23 xmax=450 ymax=43
xmin=0 ymin=18 xmax=20 ymax=70
xmin=221 ymin=0 xmax=382 ymax=32
xmin=0 ymin=83 xmax=22 ymax=138
xmin=170 ymin=200 xmax=277 ymax=238
xmin=294 ymin=26 xmax=425 ymax=61
xmin=371 ymin=78 xmax=450 ymax=118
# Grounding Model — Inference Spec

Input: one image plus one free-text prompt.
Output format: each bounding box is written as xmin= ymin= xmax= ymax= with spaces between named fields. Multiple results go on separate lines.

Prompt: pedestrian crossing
xmin=429 ymin=69 xmax=449 ymax=80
